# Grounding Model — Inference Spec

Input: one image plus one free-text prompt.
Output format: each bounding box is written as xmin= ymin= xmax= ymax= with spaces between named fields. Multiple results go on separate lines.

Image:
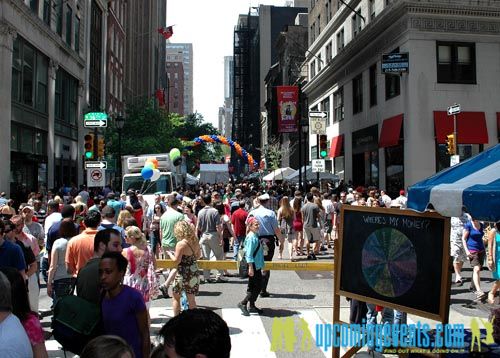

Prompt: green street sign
xmin=84 ymin=112 xmax=108 ymax=128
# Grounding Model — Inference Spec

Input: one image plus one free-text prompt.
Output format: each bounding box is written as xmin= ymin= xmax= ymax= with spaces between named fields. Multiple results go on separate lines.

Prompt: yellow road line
xmin=156 ymin=260 xmax=334 ymax=271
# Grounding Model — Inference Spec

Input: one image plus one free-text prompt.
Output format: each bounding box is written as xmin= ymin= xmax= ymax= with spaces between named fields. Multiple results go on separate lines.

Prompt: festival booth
xmin=407 ymin=143 xmax=500 ymax=222
xmin=262 ymin=167 xmax=296 ymax=182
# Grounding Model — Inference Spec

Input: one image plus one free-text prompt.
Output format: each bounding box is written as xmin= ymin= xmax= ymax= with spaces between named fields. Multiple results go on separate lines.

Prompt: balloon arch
xmin=191 ymin=135 xmax=258 ymax=170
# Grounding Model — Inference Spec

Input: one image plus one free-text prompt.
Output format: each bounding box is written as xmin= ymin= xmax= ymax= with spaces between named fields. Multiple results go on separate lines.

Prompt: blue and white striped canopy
xmin=407 ymin=144 xmax=500 ymax=222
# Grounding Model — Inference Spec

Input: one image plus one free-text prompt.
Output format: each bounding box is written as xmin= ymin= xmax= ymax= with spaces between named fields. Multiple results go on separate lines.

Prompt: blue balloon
xmin=141 ymin=166 xmax=153 ymax=180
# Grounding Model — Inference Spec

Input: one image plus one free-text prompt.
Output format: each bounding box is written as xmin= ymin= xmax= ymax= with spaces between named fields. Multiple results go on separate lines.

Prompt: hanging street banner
xmin=84 ymin=112 xmax=108 ymax=128
xmin=277 ymin=86 xmax=299 ymax=133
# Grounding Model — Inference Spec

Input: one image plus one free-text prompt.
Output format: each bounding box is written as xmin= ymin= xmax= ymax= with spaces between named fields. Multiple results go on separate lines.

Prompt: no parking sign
xmin=87 ymin=168 xmax=106 ymax=187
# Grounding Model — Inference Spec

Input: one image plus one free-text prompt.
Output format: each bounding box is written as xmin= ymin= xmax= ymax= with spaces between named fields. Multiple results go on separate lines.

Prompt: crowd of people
xmin=0 ymin=179 xmax=498 ymax=356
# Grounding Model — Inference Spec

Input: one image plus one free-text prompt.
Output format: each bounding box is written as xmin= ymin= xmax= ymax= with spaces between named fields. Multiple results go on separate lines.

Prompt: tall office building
xmin=106 ymin=0 xmax=126 ymax=116
xmin=124 ymin=0 xmax=167 ymax=101
xmin=219 ymin=56 xmax=233 ymax=137
xmin=166 ymin=43 xmax=193 ymax=114
xmin=0 ymin=0 xmax=106 ymax=199
xmin=166 ymin=59 xmax=185 ymax=115
xmin=232 ymin=4 xmax=307 ymax=173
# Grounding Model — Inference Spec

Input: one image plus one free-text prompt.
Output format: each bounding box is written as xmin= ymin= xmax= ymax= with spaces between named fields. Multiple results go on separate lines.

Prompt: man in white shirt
xmin=0 ymin=271 xmax=33 ymax=357
xmin=392 ymin=190 xmax=408 ymax=209
xmin=380 ymin=190 xmax=392 ymax=208
xmin=44 ymin=200 xmax=62 ymax=236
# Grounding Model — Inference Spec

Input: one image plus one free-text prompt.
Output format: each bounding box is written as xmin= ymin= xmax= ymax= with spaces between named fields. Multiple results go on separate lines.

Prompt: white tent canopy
xmin=284 ymin=165 xmax=340 ymax=183
xmin=262 ymin=167 xmax=297 ymax=182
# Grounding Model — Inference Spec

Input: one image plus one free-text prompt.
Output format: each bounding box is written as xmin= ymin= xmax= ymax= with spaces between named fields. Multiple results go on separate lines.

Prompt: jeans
xmin=41 ymin=256 xmax=49 ymax=283
xmin=52 ymin=277 xmax=76 ymax=305
xmin=366 ymin=304 xmax=394 ymax=351
xmin=234 ymin=236 xmax=245 ymax=260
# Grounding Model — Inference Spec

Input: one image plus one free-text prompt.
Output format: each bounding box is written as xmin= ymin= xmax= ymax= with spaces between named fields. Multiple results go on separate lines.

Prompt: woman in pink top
xmin=0 ymin=267 xmax=48 ymax=358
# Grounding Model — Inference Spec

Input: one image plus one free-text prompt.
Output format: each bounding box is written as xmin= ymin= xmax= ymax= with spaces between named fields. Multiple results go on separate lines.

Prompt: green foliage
xmin=104 ymin=102 xmax=222 ymax=175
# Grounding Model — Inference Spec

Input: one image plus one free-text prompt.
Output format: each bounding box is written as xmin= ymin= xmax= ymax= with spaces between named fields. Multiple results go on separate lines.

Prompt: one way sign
xmin=85 ymin=161 xmax=107 ymax=170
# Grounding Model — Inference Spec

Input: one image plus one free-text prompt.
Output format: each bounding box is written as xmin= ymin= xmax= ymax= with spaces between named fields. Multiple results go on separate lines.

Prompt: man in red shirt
xmin=231 ymin=200 xmax=248 ymax=260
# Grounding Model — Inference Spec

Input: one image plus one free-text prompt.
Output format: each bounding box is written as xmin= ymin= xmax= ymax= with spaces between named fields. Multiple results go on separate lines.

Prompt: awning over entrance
xmin=379 ymin=114 xmax=403 ymax=148
xmin=329 ymin=135 xmax=344 ymax=158
xmin=433 ymin=111 xmax=488 ymax=144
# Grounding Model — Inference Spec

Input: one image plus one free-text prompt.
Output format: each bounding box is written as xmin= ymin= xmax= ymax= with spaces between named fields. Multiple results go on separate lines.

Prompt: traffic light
xmin=319 ymin=135 xmax=328 ymax=158
xmin=84 ymin=133 xmax=94 ymax=160
xmin=97 ymin=136 xmax=105 ymax=158
xmin=446 ymin=134 xmax=455 ymax=155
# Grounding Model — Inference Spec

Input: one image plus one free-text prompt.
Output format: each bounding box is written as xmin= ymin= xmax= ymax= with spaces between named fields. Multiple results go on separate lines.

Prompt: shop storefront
xmin=379 ymin=114 xmax=404 ymax=198
xmin=352 ymin=125 xmax=379 ymax=187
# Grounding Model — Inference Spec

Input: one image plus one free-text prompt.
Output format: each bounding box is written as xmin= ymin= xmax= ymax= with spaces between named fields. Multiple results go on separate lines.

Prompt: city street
xmin=39 ymin=246 xmax=499 ymax=357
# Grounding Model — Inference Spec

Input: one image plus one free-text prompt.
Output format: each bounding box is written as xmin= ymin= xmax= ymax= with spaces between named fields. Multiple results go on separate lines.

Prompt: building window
xmin=56 ymin=0 xmax=63 ymax=35
xmin=352 ymin=73 xmax=363 ymax=114
xmin=321 ymin=96 xmax=330 ymax=125
xmin=369 ymin=64 xmax=377 ymax=107
xmin=325 ymin=1 xmax=330 ymax=22
xmin=74 ymin=17 xmax=80 ymax=52
xmin=336 ymin=28 xmax=344 ymax=52
xmin=22 ymin=44 xmax=35 ymax=107
xmin=326 ymin=41 xmax=332 ymax=62
xmin=30 ymin=0 xmax=38 ymax=13
xmin=310 ymin=60 xmax=316 ymax=78
xmin=55 ymin=69 xmax=78 ymax=125
xmin=12 ymin=39 xmax=21 ymax=102
xmin=43 ymin=0 xmax=51 ymax=26
xmin=333 ymin=87 xmax=344 ymax=122
xmin=35 ymin=53 xmax=48 ymax=113
xmin=317 ymin=54 xmax=322 ymax=72
xmin=317 ymin=15 xmax=321 ymax=36
xmin=437 ymin=42 xmax=476 ymax=84
xmin=65 ymin=5 xmax=72 ymax=46
xmin=369 ymin=0 xmax=375 ymax=20
xmin=436 ymin=144 xmax=481 ymax=172
xmin=385 ymin=73 xmax=400 ymax=100
xmin=310 ymin=24 xmax=315 ymax=44
xmin=352 ymin=9 xmax=362 ymax=37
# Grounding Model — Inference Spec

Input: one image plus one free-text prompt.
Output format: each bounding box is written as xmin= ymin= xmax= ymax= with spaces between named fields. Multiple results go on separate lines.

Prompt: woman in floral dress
xmin=167 ymin=220 xmax=202 ymax=316
xmin=122 ymin=226 xmax=159 ymax=309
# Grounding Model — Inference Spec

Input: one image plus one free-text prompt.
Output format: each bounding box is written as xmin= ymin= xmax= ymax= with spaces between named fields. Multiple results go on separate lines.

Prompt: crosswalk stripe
xmin=298 ymin=309 xmax=331 ymax=357
xmin=221 ymin=308 xmax=277 ymax=358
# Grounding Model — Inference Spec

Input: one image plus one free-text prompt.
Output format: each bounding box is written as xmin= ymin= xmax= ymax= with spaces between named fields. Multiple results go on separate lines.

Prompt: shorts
xmin=468 ymin=251 xmax=485 ymax=268
xmin=450 ymin=241 xmax=467 ymax=263
xmin=303 ymin=227 xmax=321 ymax=243
xmin=324 ymin=219 xmax=333 ymax=234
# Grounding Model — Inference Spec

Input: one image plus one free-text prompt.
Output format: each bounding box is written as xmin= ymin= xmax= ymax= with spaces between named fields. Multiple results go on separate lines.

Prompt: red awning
xmin=497 ymin=113 xmax=500 ymax=139
xmin=329 ymin=135 xmax=344 ymax=158
xmin=379 ymin=114 xmax=403 ymax=148
xmin=433 ymin=111 xmax=488 ymax=144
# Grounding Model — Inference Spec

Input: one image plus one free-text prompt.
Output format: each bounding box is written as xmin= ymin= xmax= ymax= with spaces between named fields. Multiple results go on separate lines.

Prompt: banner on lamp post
xmin=277 ymin=86 xmax=299 ymax=133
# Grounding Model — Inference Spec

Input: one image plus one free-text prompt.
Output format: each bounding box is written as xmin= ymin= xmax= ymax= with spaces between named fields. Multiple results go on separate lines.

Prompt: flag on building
xmin=156 ymin=89 xmax=165 ymax=107
xmin=157 ymin=26 xmax=173 ymax=40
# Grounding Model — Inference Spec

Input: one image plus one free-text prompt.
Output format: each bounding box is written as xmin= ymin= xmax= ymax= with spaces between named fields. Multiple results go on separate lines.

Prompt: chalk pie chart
xmin=361 ymin=228 xmax=417 ymax=298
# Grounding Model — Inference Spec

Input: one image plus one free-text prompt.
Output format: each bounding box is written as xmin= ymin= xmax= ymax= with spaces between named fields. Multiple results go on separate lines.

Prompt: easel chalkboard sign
xmin=335 ymin=205 xmax=451 ymax=322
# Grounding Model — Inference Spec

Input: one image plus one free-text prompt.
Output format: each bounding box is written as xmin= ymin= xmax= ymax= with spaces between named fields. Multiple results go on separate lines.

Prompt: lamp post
xmin=115 ymin=114 xmax=125 ymax=190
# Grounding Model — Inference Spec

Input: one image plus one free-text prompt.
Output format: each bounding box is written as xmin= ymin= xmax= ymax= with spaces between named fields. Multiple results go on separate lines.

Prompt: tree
xmin=172 ymin=112 xmax=223 ymax=174
xmin=105 ymin=98 xmax=181 ymax=157
xmin=262 ymin=136 xmax=297 ymax=171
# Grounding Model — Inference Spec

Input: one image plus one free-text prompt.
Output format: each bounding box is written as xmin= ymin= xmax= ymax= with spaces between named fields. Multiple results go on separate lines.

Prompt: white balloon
xmin=150 ymin=169 xmax=161 ymax=182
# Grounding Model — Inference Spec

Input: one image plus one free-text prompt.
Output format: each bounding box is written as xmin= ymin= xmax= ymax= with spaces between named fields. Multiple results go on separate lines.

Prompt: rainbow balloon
xmin=190 ymin=135 xmax=258 ymax=170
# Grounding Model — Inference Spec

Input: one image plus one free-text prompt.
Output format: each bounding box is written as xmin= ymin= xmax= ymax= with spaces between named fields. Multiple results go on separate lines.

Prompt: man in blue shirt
xmin=247 ymin=193 xmax=283 ymax=297
xmin=106 ymin=192 xmax=124 ymax=221
xmin=0 ymin=220 xmax=26 ymax=277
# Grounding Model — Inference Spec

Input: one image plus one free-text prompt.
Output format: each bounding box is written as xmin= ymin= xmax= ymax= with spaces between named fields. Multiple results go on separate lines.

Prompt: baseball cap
xmin=258 ymin=193 xmax=270 ymax=201
xmin=399 ymin=190 xmax=405 ymax=196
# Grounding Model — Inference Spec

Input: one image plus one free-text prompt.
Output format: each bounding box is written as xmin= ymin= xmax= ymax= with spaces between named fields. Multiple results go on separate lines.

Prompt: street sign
xmin=87 ymin=168 xmax=106 ymax=187
xmin=84 ymin=112 xmax=108 ymax=128
xmin=447 ymin=104 xmax=461 ymax=116
xmin=309 ymin=111 xmax=328 ymax=118
xmin=309 ymin=112 xmax=328 ymax=135
xmin=84 ymin=161 xmax=107 ymax=170
xmin=311 ymin=159 xmax=325 ymax=173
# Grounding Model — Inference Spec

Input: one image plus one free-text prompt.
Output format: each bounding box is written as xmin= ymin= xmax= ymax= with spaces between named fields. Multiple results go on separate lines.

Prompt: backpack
xmin=237 ymin=240 xmax=260 ymax=278
xmin=51 ymin=295 xmax=103 ymax=354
